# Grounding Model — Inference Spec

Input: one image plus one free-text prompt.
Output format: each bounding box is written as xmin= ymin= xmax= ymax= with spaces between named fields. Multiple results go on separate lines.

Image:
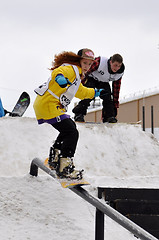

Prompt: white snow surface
xmin=1 ymin=117 xmax=159 ymax=240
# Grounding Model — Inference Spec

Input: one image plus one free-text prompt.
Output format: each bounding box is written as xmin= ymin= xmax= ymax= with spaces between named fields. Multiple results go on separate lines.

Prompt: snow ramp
xmin=1 ymin=117 xmax=159 ymax=239
xmin=0 ymin=117 xmax=159 ymax=180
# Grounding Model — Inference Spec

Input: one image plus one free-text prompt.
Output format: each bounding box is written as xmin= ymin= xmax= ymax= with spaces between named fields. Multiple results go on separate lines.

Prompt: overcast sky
xmin=0 ymin=0 xmax=159 ymax=114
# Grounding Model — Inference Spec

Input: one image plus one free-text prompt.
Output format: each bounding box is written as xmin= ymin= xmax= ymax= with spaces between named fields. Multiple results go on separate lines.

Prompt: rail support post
xmin=151 ymin=105 xmax=154 ymax=134
xmin=30 ymin=160 xmax=38 ymax=176
xmin=95 ymin=188 xmax=104 ymax=240
xmin=142 ymin=106 xmax=145 ymax=131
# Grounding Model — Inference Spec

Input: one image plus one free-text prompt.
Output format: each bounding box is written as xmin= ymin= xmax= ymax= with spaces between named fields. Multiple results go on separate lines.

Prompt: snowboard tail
xmin=9 ymin=92 xmax=30 ymax=117
xmin=44 ymin=158 xmax=89 ymax=188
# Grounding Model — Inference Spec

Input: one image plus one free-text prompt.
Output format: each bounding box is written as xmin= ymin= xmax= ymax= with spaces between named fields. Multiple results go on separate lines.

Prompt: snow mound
xmin=1 ymin=117 xmax=159 ymax=240
xmin=1 ymin=117 xmax=159 ymax=180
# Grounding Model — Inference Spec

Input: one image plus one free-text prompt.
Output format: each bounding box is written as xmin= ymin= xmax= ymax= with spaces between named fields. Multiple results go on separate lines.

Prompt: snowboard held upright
xmin=9 ymin=92 xmax=30 ymax=117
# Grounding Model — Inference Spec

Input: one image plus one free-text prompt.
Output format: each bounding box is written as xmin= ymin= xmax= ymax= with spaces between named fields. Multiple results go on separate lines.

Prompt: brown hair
xmin=111 ymin=54 xmax=123 ymax=63
xmin=50 ymin=51 xmax=81 ymax=70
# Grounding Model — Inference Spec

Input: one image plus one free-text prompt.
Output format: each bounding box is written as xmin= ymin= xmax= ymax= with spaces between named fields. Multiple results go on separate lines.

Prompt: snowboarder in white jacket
xmin=72 ymin=54 xmax=125 ymax=123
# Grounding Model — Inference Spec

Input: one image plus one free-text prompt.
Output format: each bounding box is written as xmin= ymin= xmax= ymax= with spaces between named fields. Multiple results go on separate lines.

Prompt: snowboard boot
xmin=56 ymin=156 xmax=83 ymax=180
xmin=103 ymin=116 xmax=117 ymax=123
xmin=48 ymin=147 xmax=60 ymax=170
xmin=74 ymin=114 xmax=85 ymax=122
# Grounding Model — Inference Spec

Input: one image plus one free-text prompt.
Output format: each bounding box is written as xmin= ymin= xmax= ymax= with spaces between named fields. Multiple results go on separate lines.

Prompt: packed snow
xmin=0 ymin=117 xmax=159 ymax=240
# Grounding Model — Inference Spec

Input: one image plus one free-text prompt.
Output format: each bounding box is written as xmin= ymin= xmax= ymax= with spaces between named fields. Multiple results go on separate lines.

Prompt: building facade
xmin=85 ymin=91 xmax=159 ymax=128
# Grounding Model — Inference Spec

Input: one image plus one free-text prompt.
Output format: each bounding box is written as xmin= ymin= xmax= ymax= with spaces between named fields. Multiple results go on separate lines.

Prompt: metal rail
xmin=30 ymin=158 xmax=158 ymax=240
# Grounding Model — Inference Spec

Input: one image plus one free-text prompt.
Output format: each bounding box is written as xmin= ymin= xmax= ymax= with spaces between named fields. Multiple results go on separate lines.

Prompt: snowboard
xmin=44 ymin=158 xmax=90 ymax=188
xmin=9 ymin=92 xmax=30 ymax=117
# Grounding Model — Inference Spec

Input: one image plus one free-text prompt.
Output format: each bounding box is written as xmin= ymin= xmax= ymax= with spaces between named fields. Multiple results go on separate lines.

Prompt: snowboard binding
xmin=48 ymin=146 xmax=84 ymax=180
xmin=56 ymin=156 xmax=84 ymax=180
xmin=48 ymin=147 xmax=60 ymax=170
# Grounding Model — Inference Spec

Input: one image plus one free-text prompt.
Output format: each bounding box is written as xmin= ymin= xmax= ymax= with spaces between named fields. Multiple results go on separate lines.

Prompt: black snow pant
xmin=72 ymin=76 xmax=115 ymax=121
xmin=51 ymin=118 xmax=79 ymax=158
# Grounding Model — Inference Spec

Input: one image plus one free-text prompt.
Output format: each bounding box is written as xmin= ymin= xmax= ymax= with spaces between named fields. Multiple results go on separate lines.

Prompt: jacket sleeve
xmin=112 ymin=79 xmax=121 ymax=108
xmin=85 ymin=57 xmax=100 ymax=76
xmin=0 ymin=98 xmax=5 ymax=117
xmin=75 ymin=83 xmax=95 ymax=100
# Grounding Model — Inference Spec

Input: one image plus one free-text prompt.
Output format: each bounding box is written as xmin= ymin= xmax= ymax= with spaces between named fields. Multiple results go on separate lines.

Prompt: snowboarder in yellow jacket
xmin=33 ymin=49 xmax=105 ymax=179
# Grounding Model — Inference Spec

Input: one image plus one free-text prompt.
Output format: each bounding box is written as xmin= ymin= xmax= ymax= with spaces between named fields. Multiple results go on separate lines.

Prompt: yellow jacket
xmin=33 ymin=65 xmax=95 ymax=123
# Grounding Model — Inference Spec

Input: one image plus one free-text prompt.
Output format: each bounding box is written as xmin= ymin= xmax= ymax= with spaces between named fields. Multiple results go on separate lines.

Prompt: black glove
xmin=99 ymin=89 xmax=109 ymax=100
